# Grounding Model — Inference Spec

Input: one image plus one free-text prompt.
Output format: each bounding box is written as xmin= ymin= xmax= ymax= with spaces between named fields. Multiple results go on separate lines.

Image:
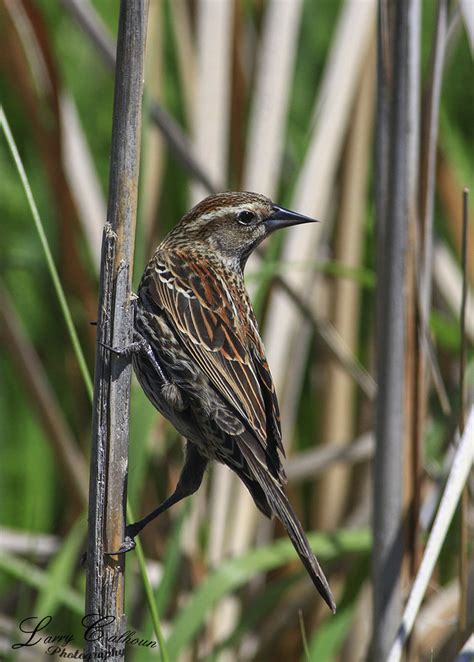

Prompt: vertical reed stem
xmin=373 ymin=1 xmax=411 ymax=657
xmin=85 ymin=3 xmax=148 ymax=660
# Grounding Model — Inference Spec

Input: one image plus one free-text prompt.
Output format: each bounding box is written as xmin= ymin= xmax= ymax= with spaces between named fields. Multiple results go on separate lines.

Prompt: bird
xmin=110 ymin=191 xmax=336 ymax=613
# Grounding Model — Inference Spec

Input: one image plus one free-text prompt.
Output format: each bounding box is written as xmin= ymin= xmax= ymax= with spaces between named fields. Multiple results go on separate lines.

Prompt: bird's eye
xmin=237 ymin=210 xmax=256 ymax=225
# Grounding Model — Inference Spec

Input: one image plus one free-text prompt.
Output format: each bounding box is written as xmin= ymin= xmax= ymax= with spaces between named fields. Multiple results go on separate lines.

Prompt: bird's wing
xmin=145 ymin=249 xmax=283 ymax=460
xmin=251 ymin=349 xmax=284 ymax=457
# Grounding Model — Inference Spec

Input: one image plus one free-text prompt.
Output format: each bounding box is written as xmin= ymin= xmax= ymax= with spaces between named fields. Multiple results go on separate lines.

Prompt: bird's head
xmin=163 ymin=191 xmax=317 ymax=270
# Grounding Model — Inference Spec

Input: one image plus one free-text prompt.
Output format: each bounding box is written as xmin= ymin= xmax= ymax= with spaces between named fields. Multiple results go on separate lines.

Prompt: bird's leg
xmin=106 ymin=442 xmax=208 ymax=555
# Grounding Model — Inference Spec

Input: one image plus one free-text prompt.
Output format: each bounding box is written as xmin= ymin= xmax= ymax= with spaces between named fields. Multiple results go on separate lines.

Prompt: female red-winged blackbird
xmin=112 ymin=191 xmax=335 ymax=612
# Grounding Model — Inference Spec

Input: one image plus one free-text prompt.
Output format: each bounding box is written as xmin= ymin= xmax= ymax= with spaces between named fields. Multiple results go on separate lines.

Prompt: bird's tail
xmin=242 ymin=450 xmax=336 ymax=613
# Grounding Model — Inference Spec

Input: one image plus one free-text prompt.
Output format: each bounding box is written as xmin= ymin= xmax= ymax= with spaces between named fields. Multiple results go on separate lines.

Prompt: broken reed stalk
xmin=85 ymin=2 xmax=148 ymax=660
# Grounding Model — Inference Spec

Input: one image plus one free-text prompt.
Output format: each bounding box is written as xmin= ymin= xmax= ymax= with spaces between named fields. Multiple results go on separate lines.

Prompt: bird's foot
xmin=105 ymin=525 xmax=138 ymax=555
xmin=100 ymin=339 xmax=147 ymax=358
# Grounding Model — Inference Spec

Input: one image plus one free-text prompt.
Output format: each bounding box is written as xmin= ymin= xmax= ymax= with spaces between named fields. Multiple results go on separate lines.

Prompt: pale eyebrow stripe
xmin=199 ymin=204 xmax=255 ymax=222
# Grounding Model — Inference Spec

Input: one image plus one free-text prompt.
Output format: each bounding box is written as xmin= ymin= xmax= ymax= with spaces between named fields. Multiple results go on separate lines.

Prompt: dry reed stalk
xmin=316 ymin=37 xmax=376 ymax=530
xmin=229 ymin=0 xmax=246 ymax=185
xmin=141 ymin=0 xmax=165 ymax=253
xmin=399 ymin=0 xmax=420 ymax=614
xmin=190 ymin=0 xmax=232 ymax=205
xmin=242 ymin=0 xmax=303 ymax=199
xmin=419 ymin=0 xmax=448 ymax=317
xmin=0 ymin=528 xmax=60 ymax=559
xmin=60 ymin=94 xmax=106 ymax=270
xmin=404 ymin=210 xmax=418 ymax=586
xmin=262 ymin=0 xmax=376 ymax=440
xmin=208 ymin=465 xmax=234 ymax=566
xmin=458 ymin=188 xmax=470 ymax=637
xmin=286 ymin=432 xmax=374 ymax=483
xmin=407 ymin=0 xmax=422 ymax=562
xmin=169 ymin=0 xmax=195 ymax=129
xmin=409 ymin=3 xmax=448 ymax=588
xmin=243 ymin=0 xmax=303 ymax=314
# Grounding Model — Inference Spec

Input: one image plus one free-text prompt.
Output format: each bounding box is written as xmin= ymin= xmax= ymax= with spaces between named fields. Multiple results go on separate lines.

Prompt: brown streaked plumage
xmin=110 ymin=191 xmax=335 ymax=612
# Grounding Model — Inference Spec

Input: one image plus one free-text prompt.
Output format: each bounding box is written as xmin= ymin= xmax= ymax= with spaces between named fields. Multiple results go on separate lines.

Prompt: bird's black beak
xmin=264 ymin=204 xmax=318 ymax=232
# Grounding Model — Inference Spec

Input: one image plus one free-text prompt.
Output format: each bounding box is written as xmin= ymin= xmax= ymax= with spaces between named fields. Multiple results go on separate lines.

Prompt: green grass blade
xmin=133 ymin=506 xmax=188 ymax=662
xmin=127 ymin=503 xmax=170 ymax=662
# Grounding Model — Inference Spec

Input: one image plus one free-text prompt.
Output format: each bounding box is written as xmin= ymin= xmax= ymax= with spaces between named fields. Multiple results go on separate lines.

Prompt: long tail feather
xmin=241 ymin=449 xmax=336 ymax=613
